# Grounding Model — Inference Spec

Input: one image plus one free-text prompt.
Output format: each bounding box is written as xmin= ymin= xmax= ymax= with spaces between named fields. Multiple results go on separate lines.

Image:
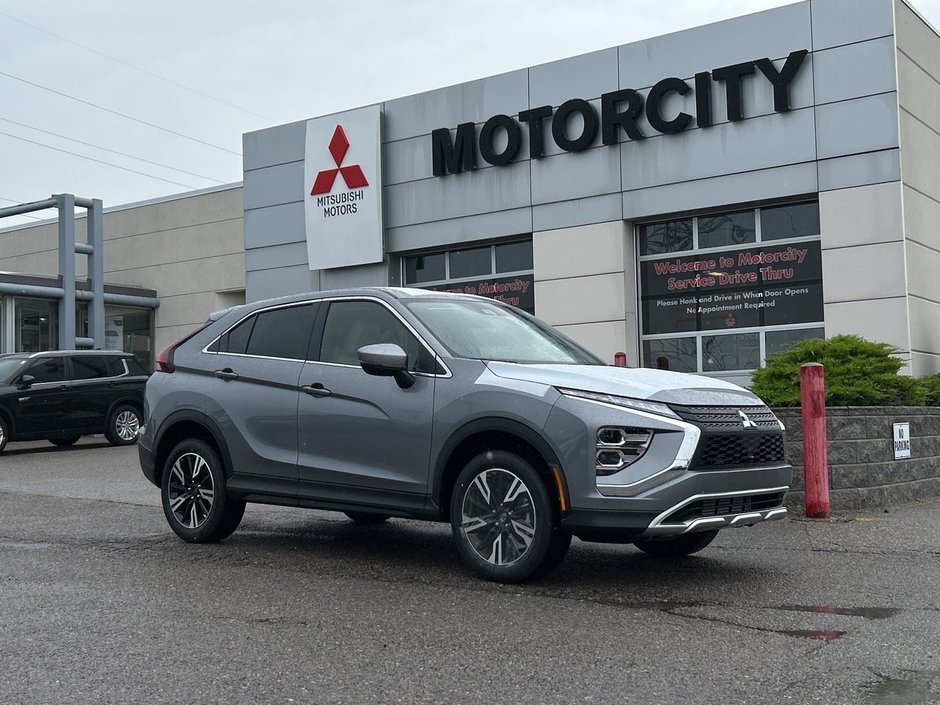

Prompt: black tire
xmin=450 ymin=450 xmax=570 ymax=583
xmin=633 ymin=530 xmax=720 ymax=558
xmin=161 ymin=439 xmax=245 ymax=543
xmin=105 ymin=404 xmax=141 ymax=446
xmin=0 ymin=416 xmax=8 ymax=454
xmin=344 ymin=511 xmax=389 ymax=525
xmin=50 ymin=435 xmax=82 ymax=448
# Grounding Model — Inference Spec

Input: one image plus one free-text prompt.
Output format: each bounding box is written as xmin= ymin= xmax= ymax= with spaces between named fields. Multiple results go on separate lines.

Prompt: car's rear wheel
xmin=161 ymin=439 xmax=245 ymax=543
xmin=0 ymin=417 xmax=8 ymax=454
xmin=450 ymin=450 xmax=570 ymax=583
xmin=344 ymin=511 xmax=389 ymax=525
xmin=632 ymin=530 xmax=720 ymax=558
xmin=50 ymin=435 xmax=82 ymax=447
xmin=106 ymin=405 xmax=141 ymax=446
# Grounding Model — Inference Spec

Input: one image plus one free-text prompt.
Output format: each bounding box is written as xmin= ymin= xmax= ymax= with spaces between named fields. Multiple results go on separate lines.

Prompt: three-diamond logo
xmin=310 ymin=125 xmax=369 ymax=195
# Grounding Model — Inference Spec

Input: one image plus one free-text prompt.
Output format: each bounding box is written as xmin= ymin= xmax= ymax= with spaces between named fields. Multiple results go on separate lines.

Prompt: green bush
xmin=920 ymin=373 xmax=940 ymax=406
xmin=751 ymin=334 xmax=915 ymax=406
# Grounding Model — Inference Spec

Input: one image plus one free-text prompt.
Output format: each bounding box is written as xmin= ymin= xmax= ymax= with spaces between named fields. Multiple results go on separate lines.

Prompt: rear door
xmin=67 ymin=355 xmax=113 ymax=433
xmin=296 ymin=298 xmax=439 ymax=506
xmin=202 ymin=302 xmax=318 ymax=498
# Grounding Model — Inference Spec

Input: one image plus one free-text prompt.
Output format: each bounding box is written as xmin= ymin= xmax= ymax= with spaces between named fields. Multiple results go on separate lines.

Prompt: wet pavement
xmin=0 ymin=439 xmax=938 ymax=704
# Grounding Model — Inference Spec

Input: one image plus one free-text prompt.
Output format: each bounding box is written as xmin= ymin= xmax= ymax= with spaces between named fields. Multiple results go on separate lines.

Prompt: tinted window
xmin=72 ymin=355 xmax=110 ymax=380
xmin=449 ymin=247 xmax=491 ymax=279
xmin=642 ymin=338 xmax=697 ymax=373
xmin=244 ymin=305 xmax=315 ymax=360
xmin=25 ymin=357 xmax=66 ymax=384
xmin=320 ymin=301 xmax=436 ymax=372
xmin=495 ymin=241 xmax=533 ymax=273
xmin=223 ymin=316 xmax=256 ymax=354
xmin=703 ymin=333 xmax=760 ymax=372
xmin=404 ymin=253 xmax=445 ymax=284
xmin=639 ymin=219 xmax=692 ymax=255
xmin=761 ymin=202 xmax=820 ymax=241
xmin=698 ymin=211 xmax=756 ymax=249
xmin=107 ymin=358 xmax=127 ymax=376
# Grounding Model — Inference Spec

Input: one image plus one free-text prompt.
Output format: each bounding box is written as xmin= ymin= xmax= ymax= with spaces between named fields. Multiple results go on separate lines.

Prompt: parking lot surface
xmin=1 ymin=439 xmax=939 ymax=704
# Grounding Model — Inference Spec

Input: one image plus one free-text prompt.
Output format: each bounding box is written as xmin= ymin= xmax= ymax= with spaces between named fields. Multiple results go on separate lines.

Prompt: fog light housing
xmin=596 ymin=426 xmax=653 ymax=476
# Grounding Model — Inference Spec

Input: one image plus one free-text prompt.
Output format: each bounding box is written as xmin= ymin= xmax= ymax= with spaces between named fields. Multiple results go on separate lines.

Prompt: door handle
xmin=214 ymin=368 xmax=239 ymax=381
xmin=301 ymin=383 xmax=332 ymax=398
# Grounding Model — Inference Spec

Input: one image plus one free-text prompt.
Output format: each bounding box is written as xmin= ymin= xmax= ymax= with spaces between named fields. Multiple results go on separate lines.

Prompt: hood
xmin=484 ymin=362 xmax=762 ymax=406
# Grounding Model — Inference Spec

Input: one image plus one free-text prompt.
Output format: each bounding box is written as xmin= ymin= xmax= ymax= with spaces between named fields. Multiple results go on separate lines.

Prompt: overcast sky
xmin=1 ymin=0 xmax=939 ymax=228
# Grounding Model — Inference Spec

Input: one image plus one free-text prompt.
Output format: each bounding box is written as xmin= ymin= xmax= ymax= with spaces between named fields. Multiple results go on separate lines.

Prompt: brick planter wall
xmin=773 ymin=406 xmax=940 ymax=510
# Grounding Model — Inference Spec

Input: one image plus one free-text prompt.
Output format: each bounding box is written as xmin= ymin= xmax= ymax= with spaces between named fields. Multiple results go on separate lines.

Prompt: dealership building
xmin=1 ymin=0 xmax=938 ymax=387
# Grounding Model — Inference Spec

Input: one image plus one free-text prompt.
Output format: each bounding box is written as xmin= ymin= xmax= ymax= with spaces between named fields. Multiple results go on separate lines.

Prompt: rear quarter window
xmin=72 ymin=356 xmax=110 ymax=380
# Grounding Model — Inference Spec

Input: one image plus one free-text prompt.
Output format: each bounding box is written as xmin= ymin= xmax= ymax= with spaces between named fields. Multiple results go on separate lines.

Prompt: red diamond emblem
xmin=311 ymin=125 xmax=369 ymax=196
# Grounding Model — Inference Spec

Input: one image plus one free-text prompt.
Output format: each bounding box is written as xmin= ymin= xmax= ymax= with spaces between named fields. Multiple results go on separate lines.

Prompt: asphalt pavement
xmin=0 ymin=438 xmax=938 ymax=704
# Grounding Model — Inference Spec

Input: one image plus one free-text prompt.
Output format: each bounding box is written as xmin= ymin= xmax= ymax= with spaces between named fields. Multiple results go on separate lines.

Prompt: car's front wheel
xmin=106 ymin=404 xmax=141 ymax=446
xmin=0 ymin=416 xmax=9 ymax=454
xmin=450 ymin=450 xmax=570 ymax=583
xmin=161 ymin=439 xmax=245 ymax=543
xmin=632 ymin=530 xmax=719 ymax=558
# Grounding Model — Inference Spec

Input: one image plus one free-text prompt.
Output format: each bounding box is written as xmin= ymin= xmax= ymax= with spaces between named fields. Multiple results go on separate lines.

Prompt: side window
xmin=319 ymin=301 xmax=436 ymax=373
xmin=244 ymin=304 xmax=316 ymax=360
xmin=72 ymin=355 xmax=110 ymax=380
xmin=221 ymin=316 xmax=256 ymax=355
xmin=25 ymin=357 xmax=66 ymax=384
xmin=107 ymin=358 xmax=128 ymax=376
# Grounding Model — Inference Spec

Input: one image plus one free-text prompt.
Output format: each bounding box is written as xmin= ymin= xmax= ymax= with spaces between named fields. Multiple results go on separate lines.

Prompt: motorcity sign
xmin=304 ymin=104 xmax=383 ymax=270
xmin=431 ymin=50 xmax=807 ymax=176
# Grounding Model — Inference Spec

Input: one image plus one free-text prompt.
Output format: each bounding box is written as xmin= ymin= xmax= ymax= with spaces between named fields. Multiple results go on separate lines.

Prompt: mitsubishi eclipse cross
xmin=138 ymin=288 xmax=790 ymax=583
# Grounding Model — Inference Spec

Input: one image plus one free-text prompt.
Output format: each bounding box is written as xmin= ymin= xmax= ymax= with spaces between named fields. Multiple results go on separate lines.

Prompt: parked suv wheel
xmin=633 ymin=530 xmax=719 ymax=558
xmin=106 ymin=405 xmax=141 ymax=446
xmin=161 ymin=439 xmax=245 ymax=543
xmin=0 ymin=416 xmax=8 ymax=454
xmin=450 ymin=450 xmax=571 ymax=583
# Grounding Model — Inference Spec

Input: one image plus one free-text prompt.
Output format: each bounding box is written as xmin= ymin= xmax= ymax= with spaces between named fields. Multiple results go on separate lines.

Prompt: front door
xmin=13 ymin=356 xmax=72 ymax=437
xmin=296 ymin=299 xmax=439 ymax=506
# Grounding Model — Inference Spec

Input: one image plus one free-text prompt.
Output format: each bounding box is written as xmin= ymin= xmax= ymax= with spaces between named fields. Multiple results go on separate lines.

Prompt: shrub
xmin=751 ymin=334 xmax=912 ymax=406
xmin=919 ymin=373 xmax=940 ymax=406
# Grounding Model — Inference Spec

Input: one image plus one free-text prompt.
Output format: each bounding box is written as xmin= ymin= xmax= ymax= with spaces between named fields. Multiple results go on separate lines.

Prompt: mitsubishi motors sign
xmin=304 ymin=104 xmax=383 ymax=270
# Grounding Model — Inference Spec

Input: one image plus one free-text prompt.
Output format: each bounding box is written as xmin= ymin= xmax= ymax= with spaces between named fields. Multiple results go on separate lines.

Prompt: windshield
xmin=0 ymin=356 xmax=28 ymax=382
xmin=406 ymin=299 xmax=603 ymax=365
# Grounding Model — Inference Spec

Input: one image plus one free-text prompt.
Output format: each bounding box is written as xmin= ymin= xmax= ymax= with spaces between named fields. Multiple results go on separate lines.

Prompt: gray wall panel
xmin=245 ymin=242 xmax=309 ymax=272
xmin=387 ymin=207 xmax=533 ymax=253
xmin=529 ymin=48 xmax=618 ymax=107
xmin=897 ymin=0 xmax=940 ymax=78
xmin=621 ymin=108 xmax=817 ymax=191
xmin=384 ymin=70 xmax=528 ymax=142
xmin=244 ymin=202 xmax=305 ymax=249
xmin=320 ymin=262 xmax=389 ymax=289
xmin=247 ymin=266 xmax=319 ymax=301
xmin=815 ymin=92 xmax=899 ymax=159
xmin=531 ymin=194 xmax=623 ymax=233
xmin=813 ymin=37 xmax=898 ymax=104
xmin=811 ymin=0 xmax=895 ymax=51
xmin=616 ymin=3 xmax=811 ymax=89
xmin=622 ymin=162 xmax=819 ymax=220
xmin=385 ymin=161 xmax=531 ymax=228
xmin=384 ymin=134 xmax=433 ymax=185
xmin=243 ymin=161 xmax=304 ymax=210
xmin=531 ymin=143 xmax=622 ymax=204
xmin=243 ymin=121 xmax=306 ymax=171
xmin=816 ymin=148 xmax=901 ymax=190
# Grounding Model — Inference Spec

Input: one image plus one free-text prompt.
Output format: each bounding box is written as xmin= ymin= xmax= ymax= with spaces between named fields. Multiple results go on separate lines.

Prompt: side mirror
xmin=17 ymin=374 xmax=35 ymax=389
xmin=358 ymin=343 xmax=415 ymax=389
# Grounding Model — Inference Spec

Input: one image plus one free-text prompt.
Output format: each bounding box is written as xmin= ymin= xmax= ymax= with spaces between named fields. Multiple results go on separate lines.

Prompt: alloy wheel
xmin=167 ymin=452 xmax=216 ymax=529
xmin=115 ymin=410 xmax=140 ymax=441
xmin=460 ymin=468 xmax=536 ymax=566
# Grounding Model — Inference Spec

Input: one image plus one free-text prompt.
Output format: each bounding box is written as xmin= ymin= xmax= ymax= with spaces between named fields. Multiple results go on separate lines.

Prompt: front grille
xmin=670 ymin=404 xmax=781 ymax=431
xmin=696 ymin=433 xmax=786 ymax=468
xmin=664 ymin=491 xmax=787 ymax=524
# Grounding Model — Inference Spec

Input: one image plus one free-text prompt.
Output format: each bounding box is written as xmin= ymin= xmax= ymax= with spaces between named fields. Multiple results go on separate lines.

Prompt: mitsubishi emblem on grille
xmin=738 ymin=410 xmax=758 ymax=428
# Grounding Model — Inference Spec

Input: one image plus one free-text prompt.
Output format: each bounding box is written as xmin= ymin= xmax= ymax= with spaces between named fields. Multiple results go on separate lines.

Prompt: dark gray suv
xmin=138 ymin=288 xmax=790 ymax=582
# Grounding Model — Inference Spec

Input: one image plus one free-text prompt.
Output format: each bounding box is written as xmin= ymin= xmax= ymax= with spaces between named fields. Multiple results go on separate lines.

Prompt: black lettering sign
xmin=480 ymin=114 xmax=522 ymax=166
xmin=432 ymin=123 xmax=476 ymax=176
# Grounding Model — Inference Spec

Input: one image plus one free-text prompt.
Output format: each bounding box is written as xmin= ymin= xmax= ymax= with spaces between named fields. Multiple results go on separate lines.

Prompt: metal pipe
xmin=0 ymin=282 xmax=64 ymax=298
xmin=73 ymin=290 xmax=159 ymax=308
xmin=75 ymin=337 xmax=95 ymax=348
xmin=74 ymin=243 xmax=94 ymax=255
xmin=0 ymin=197 xmax=57 ymax=217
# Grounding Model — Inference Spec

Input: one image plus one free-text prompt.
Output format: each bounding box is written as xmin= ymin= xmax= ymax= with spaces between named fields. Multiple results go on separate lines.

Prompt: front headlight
xmin=556 ymin=387 xmax=680 ymax=420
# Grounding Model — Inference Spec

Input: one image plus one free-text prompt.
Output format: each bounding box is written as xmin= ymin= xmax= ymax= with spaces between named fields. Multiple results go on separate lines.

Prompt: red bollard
xmin=613 ymin=352 xmax=627 ymax=367
xmin=800 ymin=362 xmax=830 ymax=518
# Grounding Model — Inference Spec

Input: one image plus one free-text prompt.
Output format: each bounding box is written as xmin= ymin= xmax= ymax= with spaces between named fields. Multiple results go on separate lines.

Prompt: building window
xmin=104 ymin=305 xmax=154 ymax=372
xmin=637 ymin=202 xmax=823 ymax=375
xmin=402 ymin=239 xmax=534 ymax=313
xmin=15 ymin=298 xmax=57 ymax=352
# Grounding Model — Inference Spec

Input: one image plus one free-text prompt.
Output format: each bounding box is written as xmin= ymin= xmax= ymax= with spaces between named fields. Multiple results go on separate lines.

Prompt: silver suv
xmin=138 ymin=288 xmax=790 ymax=582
